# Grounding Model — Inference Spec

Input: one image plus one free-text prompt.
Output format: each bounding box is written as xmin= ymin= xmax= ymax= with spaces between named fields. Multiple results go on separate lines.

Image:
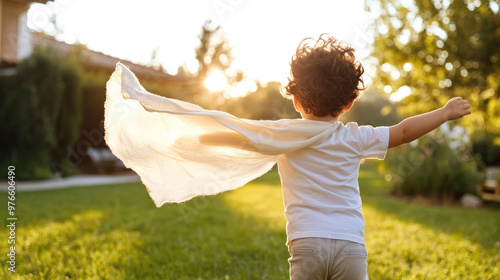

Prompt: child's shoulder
xmin=341 ymin=121 xmax=378 ymax=130
xmin=335 ymin=122 xmax=387 ymax=139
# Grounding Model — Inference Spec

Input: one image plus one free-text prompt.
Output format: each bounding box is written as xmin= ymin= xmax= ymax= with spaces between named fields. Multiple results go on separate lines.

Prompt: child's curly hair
xmin=284 ymin=34 xmax=365 ymax=117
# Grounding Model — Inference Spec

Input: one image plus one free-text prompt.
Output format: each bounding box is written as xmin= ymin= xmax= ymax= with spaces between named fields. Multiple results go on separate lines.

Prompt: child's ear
xmin=343 ymin=100 xmax=355 ymax=111
xmin=293 ymin=95 xmax=303 ymax=112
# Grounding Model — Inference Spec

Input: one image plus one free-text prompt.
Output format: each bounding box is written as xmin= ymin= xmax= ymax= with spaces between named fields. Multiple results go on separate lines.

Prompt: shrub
xmin=0 ymin=46 xmax=84 ymax=179
xmin=471 ymin=131 xmax=500 ymax=167
xmin=382 ymin=123 xmax=481 ymax=202
xmin=79 ymin=70 xmax=110 ymax=148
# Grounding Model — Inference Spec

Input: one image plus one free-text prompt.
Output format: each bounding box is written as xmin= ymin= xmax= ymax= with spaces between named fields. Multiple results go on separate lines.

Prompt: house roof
xmin=31 ymin=32 xmax=187 ymax=83
xmin=9 ymin=0 xmax=51 ymax=3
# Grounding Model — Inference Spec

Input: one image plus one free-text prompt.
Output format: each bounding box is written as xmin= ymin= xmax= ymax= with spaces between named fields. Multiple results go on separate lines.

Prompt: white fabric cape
xmin=104 ymin=63 xmax=340 ymax=207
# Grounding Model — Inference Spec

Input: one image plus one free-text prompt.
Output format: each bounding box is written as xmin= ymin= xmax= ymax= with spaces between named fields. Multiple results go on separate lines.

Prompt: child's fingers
xmin=462 ymin=100 xmax=471 ymax=115
xmin=445 ymin=97 xmax=471 ymax=119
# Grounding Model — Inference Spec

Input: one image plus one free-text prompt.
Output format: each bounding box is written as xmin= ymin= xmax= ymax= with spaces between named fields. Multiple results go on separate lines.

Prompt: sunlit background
xmin=27 ymin=0 xmax=375 ymax=97
xmin=2 ymin=0 xmax=498 ymax=179
xmin=8 ymin=0 xmax=498 ymax=201
xmin=1 ymin=0 xmax=500 ymax=278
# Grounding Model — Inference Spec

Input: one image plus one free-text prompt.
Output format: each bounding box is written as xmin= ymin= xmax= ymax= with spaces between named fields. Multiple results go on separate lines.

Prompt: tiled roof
xmin=11 ymin=0 xmax=51 ymax=3
xmin=31 ymin=32 xmax=187 ymax=83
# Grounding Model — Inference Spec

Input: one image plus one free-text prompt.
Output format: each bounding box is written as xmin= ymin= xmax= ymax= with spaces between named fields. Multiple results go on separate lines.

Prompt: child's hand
xmin=443 ymin=97 xmax=471 ymax=121
xmin=389 ymin=97 xmax=471 ymax=148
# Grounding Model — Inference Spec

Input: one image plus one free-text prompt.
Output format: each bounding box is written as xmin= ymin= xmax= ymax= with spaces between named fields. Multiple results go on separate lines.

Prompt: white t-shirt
xmin=277 ymin=121 xmax=390 ymax=245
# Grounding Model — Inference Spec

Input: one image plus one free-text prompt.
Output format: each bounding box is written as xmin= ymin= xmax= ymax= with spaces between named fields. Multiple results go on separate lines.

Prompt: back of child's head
xmin=284 ymin=34 xmax=365 ymax=117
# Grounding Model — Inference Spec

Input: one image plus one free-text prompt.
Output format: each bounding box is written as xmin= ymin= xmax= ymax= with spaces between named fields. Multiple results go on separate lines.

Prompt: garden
xmin=1 ymin=163 xmax=498 ymax=279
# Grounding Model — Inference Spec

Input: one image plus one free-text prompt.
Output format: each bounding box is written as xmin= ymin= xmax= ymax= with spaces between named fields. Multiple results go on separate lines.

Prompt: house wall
xmin=0 ymin=0 xmax=2 ymax=59
xmin=0 ymin=0 xmax=30 ymax=64
xmin=18 ymin=10 xmax=30 ymax=60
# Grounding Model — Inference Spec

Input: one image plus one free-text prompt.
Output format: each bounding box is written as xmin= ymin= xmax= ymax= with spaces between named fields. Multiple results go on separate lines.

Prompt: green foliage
xmin=1 ymin=165 xmax=499 ymax=279
xmin=343 ymin=88 xmax=401 ymax=126
xmin=367 ymin=0 xmax=499 ymax=196
xmin=79 ymin=70 xmax=110 ymax=148
xmin=221 ymin=82 xmax=299 ymax=120
xmin=471 ymin=131 xmax=500 ymax=167
xmin=52 ymin=53 xmax=84 ymax=165
xmin=366 ymin=0 xmax=500 ymax=133
xmin=383 ymin=124 xmax=481 ymax=201
xmin=0 ymin=46 xmax=84 ymax=179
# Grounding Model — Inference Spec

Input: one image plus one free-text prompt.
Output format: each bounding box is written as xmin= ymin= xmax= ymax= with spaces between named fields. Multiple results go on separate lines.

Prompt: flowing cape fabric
xmin=104 ymin=63 xmax=339 ymax=207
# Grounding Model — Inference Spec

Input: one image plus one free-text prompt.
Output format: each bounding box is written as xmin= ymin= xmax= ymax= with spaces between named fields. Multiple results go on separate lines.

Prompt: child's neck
xmin=300 ymin=112 xmax=343 ymax=122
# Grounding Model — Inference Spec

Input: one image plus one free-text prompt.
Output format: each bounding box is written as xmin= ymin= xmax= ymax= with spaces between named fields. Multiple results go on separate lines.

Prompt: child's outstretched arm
xmin=388 ymin=97 xmax=471 ymax=149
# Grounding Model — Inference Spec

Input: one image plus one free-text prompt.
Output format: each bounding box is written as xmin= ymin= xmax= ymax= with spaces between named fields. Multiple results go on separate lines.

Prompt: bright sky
xmin=27 ymin=0 xmax=376 ymax=87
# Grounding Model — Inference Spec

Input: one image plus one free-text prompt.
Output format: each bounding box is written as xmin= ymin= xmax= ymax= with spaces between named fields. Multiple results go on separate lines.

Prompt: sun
xmin=204 ymin=70 xmax=227 ymax=92
xmin=204 ymin=69 xmax=257 ymax=98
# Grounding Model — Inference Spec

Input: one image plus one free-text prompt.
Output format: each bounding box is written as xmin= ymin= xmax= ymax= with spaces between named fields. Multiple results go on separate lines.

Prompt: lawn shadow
xmin=0 ymin=173 xmax=290 ymax=280
xmin=358 ymin=164 xmax=500 ymax=250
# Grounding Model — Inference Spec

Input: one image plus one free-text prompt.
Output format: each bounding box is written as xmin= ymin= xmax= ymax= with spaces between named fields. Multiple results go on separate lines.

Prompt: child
xmin=278 ymin=35 xmax=471 ymax=279
xmin=105 ymin=35 xmax=471 ymax=280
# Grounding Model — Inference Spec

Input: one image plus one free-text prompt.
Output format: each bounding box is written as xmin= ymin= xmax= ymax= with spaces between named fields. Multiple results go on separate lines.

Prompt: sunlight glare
xmin=224 ymin=79 xmax=257 ymax=99
xmin=204 ymin=70 xmax=227 ymax=92
xmin=390 ymin=85 xmax=412 ymax=102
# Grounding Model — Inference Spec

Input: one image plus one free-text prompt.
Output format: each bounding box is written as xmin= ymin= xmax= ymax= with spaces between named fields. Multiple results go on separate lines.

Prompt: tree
xmin=52 ymin=53 xmax=84 ymax=165
xmin=0 ymin=47 xmax=84 ymax=179
xmin=195 ymin=20 xmax=234 ymax=81
xmin=186 ymin=20 xmax=246 ymax=109
xmin=366 ymin=0 xmax=500 ymax=134
xmin=221 ymin=82 xmax=299 ymax=120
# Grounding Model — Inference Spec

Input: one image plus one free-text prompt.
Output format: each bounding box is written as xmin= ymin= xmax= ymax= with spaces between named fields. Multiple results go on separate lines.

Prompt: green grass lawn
xmin=1 ymin=163 xmax=499 ymax=279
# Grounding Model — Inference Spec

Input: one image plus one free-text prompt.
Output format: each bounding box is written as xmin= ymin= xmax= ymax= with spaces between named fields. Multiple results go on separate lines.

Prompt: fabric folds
xmin=104 ymin=63 xmax=339 ymax=207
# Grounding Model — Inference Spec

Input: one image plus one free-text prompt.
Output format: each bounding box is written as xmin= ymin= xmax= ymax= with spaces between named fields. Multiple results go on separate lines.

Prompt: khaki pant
xmin=288 ymin=238 xmax=369 ymax=280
